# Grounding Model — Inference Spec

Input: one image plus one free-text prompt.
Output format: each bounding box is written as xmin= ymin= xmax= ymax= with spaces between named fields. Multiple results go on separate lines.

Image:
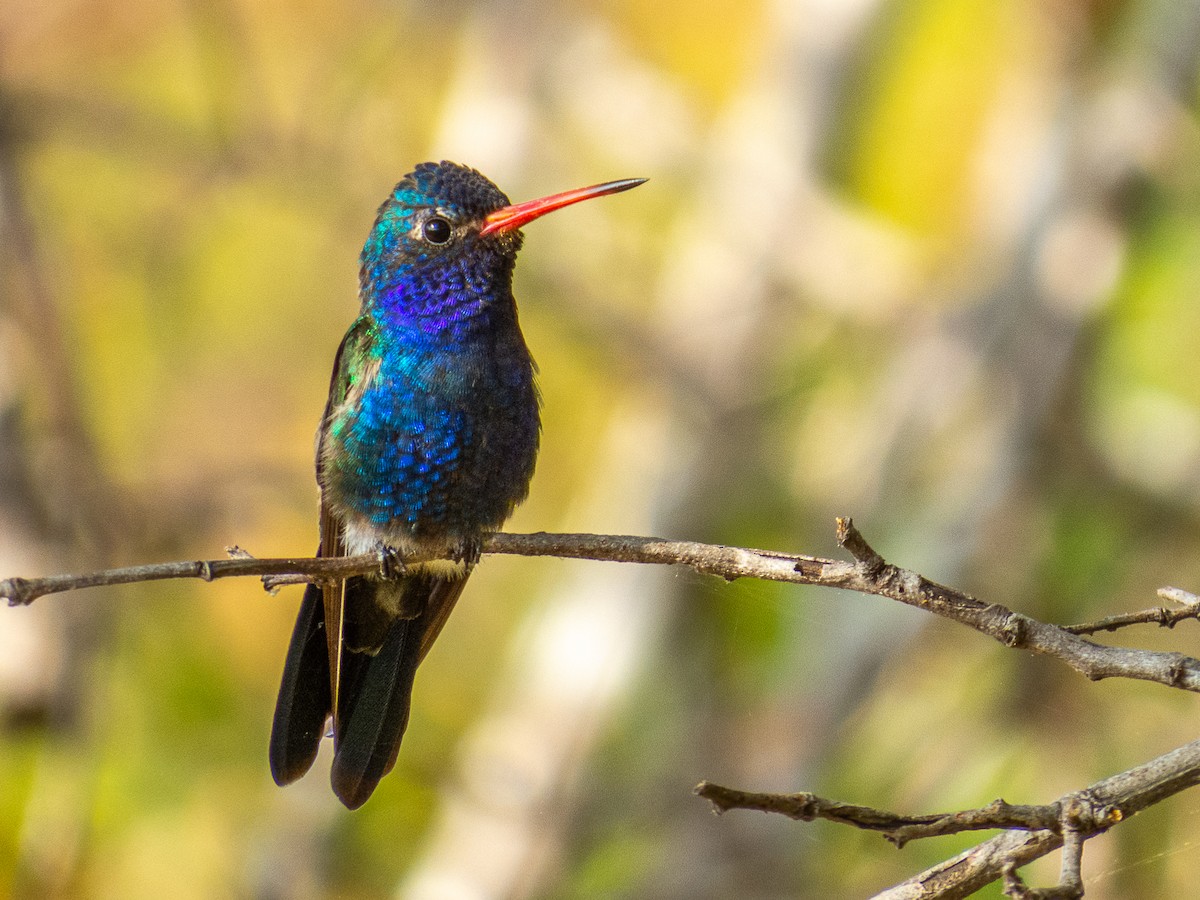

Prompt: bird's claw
xmin=456 ymin=536 xmax=483 ymax=568
xmin=376 ymin=543 xmax=406 ymax=580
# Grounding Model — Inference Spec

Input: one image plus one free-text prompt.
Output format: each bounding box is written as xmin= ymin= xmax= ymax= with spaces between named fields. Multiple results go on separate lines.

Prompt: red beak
xmin=480 ymin=177 xmax=646 ymax=236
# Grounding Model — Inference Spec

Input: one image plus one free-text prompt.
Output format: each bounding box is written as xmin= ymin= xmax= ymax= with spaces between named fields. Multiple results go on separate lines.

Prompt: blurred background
xmin=3 ymin=0 xmax=1200 ymax=897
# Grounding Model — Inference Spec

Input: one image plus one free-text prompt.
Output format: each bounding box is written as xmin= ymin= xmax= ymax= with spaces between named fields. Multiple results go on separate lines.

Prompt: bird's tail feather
xmin=330 ymin=573 xmax=467 ymax=809
xmin=271 ymin=571 xmax=468 ymax=809
xmin=269 ymin=582 xmax=332 ymax=786
xmin=329 ymin=610 xmax=421 ymax=809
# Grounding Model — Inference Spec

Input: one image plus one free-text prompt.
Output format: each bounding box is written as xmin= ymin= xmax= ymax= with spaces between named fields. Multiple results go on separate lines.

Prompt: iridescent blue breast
xmin=323 ymin=326 xmax=539 ymax=542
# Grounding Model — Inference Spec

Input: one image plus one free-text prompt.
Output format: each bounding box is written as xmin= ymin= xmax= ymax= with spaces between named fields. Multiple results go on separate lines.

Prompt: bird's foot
xmin=456 ymin=536 xmax=483 ymax=569
xmin=376 ymin=543 xmax=406 ymax=581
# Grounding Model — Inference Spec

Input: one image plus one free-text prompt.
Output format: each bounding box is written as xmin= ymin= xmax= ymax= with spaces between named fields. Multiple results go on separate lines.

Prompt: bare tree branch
xmin=702 ymin=738 xmax=1200 ymax=900
xmin=6 ymin=516 xmax=1200 ymax=897
xmin=5 ymin=519 xmax=1200 ymax=699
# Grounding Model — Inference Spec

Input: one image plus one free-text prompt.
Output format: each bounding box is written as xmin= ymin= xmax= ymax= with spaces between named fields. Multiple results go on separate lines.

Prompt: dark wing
xmin=268 ymin=316 xmax=375 ymax=785
xmin=313 ymin=316 xmax=377 ymax=733
xmin=416 ymin=575 xmax=470 ymax=663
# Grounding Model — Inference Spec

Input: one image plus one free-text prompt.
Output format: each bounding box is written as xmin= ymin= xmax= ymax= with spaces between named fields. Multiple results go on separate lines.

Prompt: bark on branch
xmin=6 ymin=519 xmax=1197 ymax=695
xmin=5 ymin=518 xmax=1200 ymax=897
xmin=700 ymin=737 xmax=1200 ymax=899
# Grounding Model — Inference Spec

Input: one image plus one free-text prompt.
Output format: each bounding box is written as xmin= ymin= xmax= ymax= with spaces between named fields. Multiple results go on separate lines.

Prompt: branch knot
xmin=1062 ymin=794 xmax=1122 ymax=834
xmin=995 ymin=608 xmax=1028 ymax=647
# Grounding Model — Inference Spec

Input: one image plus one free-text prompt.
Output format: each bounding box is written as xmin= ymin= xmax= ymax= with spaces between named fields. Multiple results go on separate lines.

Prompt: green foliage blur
xmin=3 ymin=0 xmax=1200 ymax=897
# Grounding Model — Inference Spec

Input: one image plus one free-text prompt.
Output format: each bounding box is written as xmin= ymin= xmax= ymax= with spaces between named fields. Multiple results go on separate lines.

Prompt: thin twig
xmin=0 ymin=553 xmax=387 ymax=605
xmin=1064 ymin=587 xmax=1200 ymax=635
xmin=692 ymin=785 xmax=1059 ymax=848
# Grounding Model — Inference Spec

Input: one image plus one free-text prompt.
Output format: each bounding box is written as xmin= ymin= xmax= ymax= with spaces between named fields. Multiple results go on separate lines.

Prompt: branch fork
xmin=5 ymin=518 xmax=1200 ymax=898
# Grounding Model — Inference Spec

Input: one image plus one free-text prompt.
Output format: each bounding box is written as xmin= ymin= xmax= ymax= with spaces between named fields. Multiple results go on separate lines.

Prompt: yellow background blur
xmin=4 ymin=0 xmax=1200 ymax=897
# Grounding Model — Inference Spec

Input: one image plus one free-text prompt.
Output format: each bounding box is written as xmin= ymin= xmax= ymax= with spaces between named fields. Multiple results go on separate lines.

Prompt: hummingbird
xmin=269 ymin=161 xmax=645 ymax=809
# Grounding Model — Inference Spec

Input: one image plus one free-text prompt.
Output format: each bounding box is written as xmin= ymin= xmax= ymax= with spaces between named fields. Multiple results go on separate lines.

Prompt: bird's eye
xmin=422 ymin=217 xmax=453 ymax=245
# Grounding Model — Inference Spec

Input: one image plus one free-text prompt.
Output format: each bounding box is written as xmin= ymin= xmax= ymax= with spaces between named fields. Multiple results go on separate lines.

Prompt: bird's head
xmin=359 ymin=161 xmax=644 ymax=323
